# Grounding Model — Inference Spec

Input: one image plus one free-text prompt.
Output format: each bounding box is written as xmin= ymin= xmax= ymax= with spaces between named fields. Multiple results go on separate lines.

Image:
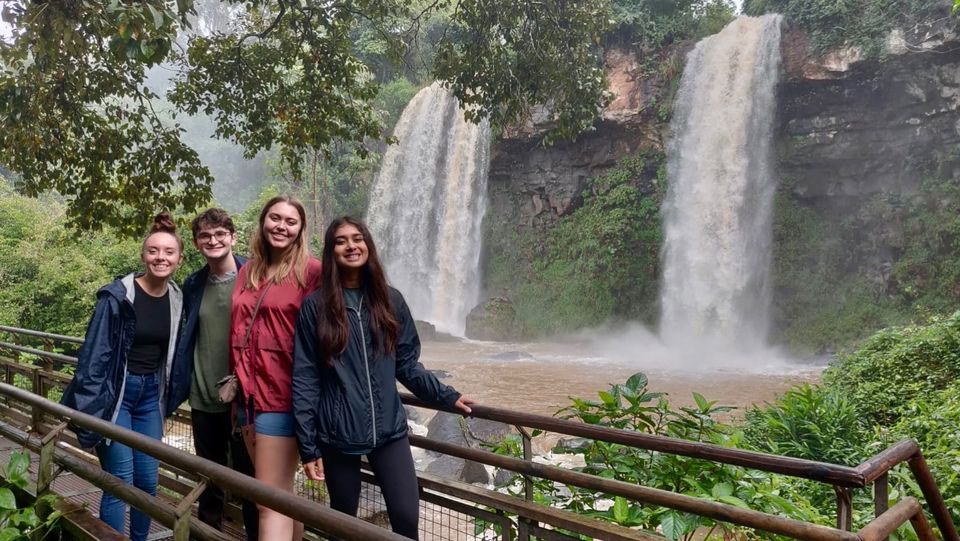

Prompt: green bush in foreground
xmin=0 ymin=451 xmax=62 ymax=540
xmin=822 ymin=312 xmax=960 ymax=426
xmin=743 ymin=384 xmax=871 ymax=466
xmin=489 ymin=373 xmax=827 ymax=540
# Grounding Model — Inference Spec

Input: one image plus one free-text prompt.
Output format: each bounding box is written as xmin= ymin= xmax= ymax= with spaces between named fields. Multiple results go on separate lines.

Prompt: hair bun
xmin=150 ymin=211 xmax=177 ymax=234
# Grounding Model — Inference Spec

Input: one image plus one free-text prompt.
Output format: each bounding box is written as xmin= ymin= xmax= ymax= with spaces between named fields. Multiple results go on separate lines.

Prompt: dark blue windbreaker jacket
xmin=167 ymin=255 xmax=247 ymax=416
xmin=60 ymin=273 xmax=183 ymax=448
xmin=292 ymin=287 xmax=461 ymax=463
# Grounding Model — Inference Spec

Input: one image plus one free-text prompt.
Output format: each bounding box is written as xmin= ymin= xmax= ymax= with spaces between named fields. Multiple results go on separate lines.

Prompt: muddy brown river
xmin=419 ymin=336 xmax=824 ymax=420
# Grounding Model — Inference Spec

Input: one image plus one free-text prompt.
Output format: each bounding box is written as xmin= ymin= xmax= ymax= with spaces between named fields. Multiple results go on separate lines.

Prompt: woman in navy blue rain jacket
xmin=292 ymin=216 xmax=474 ymax=540
xmin=61 ymin=212 xmax=188 ymax=541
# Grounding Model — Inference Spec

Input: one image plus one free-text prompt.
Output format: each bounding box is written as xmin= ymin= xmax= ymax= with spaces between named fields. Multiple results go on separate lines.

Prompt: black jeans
xmin=191 ymin=409 xmax=259 ymax=541
xmin=320 ymin=436 xmax=420 ymax=540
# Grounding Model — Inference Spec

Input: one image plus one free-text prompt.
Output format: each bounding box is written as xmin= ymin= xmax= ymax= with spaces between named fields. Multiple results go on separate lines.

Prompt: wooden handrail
xmin=0 ymin=325 xmax=83 ymax=345
xmin=0 ymin=382 xmax=406 ymax=541
xmin=1 ymin=324 xmax=957 ymax=541
xmin=411 ymin=434 xmax=860 ymax=541
xmin=402 ymin=394 xmax=866 ymax=487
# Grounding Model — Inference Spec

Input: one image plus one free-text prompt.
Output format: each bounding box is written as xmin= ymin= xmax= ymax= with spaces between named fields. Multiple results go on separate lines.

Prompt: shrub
xmin=887 ymin=383 xmax=960 ymax=525
xmin=491 ymin=373 xmax=827 ymax=539
xmin=743 ymin=384 xmax=871 ymax=466
xmin=822 ymin=312 xmax=960 ymax=426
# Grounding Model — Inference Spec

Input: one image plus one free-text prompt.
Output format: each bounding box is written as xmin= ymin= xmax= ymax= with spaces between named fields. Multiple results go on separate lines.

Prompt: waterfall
xmin=659 ymin=15 xmax=783 ymax=351
xmin=366 ymin=83 xmax=491 ymax=337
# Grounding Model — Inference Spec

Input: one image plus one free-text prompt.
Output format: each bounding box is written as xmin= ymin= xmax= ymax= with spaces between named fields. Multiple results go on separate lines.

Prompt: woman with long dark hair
xmin=231 ymin=195 xmax=321 ymax=541
xmin=292 ymin=216 xmax=473 ymax=540
xmin=61 ymin=212 xmax=187 ymax=541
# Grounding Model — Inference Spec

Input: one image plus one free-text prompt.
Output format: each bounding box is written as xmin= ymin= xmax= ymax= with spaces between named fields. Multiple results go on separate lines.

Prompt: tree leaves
xmin=0 ymin=0 xmax=212 ymax=236
xmin=433 ymin=0 xmax=611 ymax=145
xmin=2 ymin=0 xmax=611 ymax=234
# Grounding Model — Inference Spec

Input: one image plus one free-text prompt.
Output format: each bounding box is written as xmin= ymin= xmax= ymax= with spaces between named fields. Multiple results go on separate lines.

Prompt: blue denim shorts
xmin=236 ymin=407 xmax=296 ymax=437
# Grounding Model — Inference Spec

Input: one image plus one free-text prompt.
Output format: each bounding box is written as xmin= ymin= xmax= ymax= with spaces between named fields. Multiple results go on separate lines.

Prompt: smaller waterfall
xmin=659 ymin=15 xmax=783 ymax=351
xmin=366 ymin=83 xmax=491 ymax=336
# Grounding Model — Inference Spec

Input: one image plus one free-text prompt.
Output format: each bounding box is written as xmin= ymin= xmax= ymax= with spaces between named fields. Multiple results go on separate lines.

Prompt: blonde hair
xmin=245 ymin=195 xmax=312 ymax=290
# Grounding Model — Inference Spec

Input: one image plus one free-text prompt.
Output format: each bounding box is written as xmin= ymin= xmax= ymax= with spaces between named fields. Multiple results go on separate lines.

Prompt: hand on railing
xmin=454 ymin=396 xmax=474 ymax=416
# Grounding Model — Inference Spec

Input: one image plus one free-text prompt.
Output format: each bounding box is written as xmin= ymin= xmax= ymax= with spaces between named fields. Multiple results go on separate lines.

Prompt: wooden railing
xmin=0 ymin=324 xmax=955 ymax=541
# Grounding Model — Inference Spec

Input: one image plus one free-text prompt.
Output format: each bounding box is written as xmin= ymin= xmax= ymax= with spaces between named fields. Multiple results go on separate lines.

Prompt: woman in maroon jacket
xmin=231 ymin=195 xmax=321 ymax=541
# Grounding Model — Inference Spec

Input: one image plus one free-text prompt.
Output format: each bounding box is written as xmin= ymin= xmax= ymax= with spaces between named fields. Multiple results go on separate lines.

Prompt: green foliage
xmin=0 ymin=179 xmax=215 ymax=336
xmin=862 ymin=178 xmax=960 ymax=313
xmin=169 ymin=1 xmax=386 ymax=179
xmin=0 ymin=186 xmax=138 ymax=335
xmin=0 ymin=451 xmax=62 ymax=539
xmin=2 ymin=0 xmax=612 ymax=234
xmin=743 ymin=0 xmax=947 ymax=57
xmin=487 ymin=153 xmax=665 ymax=336
xmin=0 ymin=0 xmax=212 ymax=235
xmin=490 ymin=373 xmax=827 ymax=539
xmin=375 ymin=78 xmax=421 ymax=134
xmin=433 ymin=0 xmax=611 ymax=145
xmin=750 ymin=317 xmax=960 ymax=529
xmin=822 ymin=312 xmax=960 ymax=426
xmin=772 ymin=185 xmax=920 ymax=354
xmin=609 ymin=0 xmax=736 ymax=52
xmin=888 ymin=383 xmax=960 ymax=525
xmin=743 ymin=384 xmax=871 ymax=466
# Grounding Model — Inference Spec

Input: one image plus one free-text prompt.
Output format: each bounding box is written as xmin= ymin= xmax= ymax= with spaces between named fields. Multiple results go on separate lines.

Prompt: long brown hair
xmin=245 ymin=195 xmax=312 ymax=290
xmin=316 ymin=216 xmax=399 ymax=366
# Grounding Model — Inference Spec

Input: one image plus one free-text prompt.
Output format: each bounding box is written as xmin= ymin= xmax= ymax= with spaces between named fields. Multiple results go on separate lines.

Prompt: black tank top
xmin=126 ymin=280 xmax=171 ymax=375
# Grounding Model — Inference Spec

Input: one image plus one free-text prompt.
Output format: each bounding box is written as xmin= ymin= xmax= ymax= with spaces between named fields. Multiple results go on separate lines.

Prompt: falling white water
xmin=659 ymin=15 xmax=783 ymax=352
xmin=367 ymin=83 xmax=491 ymax=336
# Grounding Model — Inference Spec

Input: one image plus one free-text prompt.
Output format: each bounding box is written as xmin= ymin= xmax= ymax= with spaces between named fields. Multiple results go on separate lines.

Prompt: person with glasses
xmin=170 ymin=208 xmax=259 ymax=540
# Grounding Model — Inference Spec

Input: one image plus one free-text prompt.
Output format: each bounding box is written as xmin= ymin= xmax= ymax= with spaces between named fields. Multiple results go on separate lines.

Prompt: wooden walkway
xmin=0 ymin=435 xmax=248 ymax=541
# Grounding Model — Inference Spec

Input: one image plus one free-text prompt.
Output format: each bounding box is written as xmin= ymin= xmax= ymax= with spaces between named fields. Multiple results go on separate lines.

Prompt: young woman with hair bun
xmin=230 ymin=195 xmax=322 ymax=541
xmin=61 ymin=211 xmax=189 ymax=541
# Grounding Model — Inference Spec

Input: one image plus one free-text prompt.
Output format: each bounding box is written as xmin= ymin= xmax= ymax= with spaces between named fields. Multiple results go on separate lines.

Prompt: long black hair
xmin=316 ymin=216 xmax=399 ymax=366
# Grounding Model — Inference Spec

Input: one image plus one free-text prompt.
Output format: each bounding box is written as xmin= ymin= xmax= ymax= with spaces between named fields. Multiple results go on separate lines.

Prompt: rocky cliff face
xmin=486 ymin=49 xmax=672 ymax=232
xmin=771 ymin=7 xmax=960 ymax=334
xmin=777 ymin=10 xmax=960 ymax=214
xmin=481 ymin=48 xmax=675 ymax=299
xmin=487 ymin=11 xmax=960 ymax=234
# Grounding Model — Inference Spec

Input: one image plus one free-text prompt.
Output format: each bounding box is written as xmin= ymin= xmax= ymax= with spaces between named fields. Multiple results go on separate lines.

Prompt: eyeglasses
xmin=196 ymin=230 xmax=231 ymax=243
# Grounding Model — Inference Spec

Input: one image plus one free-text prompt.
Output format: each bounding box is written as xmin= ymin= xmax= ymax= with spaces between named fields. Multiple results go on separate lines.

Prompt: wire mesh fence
xmin=163 ymin=414 xmax=503 ymax=541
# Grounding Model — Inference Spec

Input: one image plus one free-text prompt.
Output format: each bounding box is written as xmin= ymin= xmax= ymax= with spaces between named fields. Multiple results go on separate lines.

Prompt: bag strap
xmin=241 ymin=283 xmax=272 ymax=349
xmin=237 ymin=282 xmax=273 ymax=429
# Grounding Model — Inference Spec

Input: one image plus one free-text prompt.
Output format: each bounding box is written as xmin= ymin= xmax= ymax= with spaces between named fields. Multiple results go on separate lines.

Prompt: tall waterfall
xmin=659 ymin=15 xmax=783 ymax=351
xmin=367 ymin=83 xmax=491 ymax=336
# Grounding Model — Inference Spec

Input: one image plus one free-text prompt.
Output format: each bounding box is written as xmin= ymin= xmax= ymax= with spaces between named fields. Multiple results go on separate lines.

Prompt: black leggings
xmin=320 ymin=437 xmax=420 ymax=540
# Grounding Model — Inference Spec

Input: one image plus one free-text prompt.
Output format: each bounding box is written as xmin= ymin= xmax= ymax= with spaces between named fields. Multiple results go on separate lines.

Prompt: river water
xmin=419 ymin=335 xmax=823 ymax=419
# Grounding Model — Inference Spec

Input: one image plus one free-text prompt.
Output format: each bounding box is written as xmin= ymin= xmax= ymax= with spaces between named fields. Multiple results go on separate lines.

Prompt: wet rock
xmin=425 ymin=412 xmax=514 ymax=485
xmin=465 ymin=297 xmax=525 ymax=341
xmin=405 ymin=406 xmax=423 ymax=424
xmin=415 ymin=320 xmax=462 ymax=343
xmin=493 ymin=468 xmax=515 ymax=488
xmin=489 ymin=351 xmax=534 ymax=361
xmin=430 ymin=369 xmax=453 ymax=380
xmin=552 ymin=437 xmax=592 ymax=454
xmin=415 ymin=320 xmax=437 ymax=341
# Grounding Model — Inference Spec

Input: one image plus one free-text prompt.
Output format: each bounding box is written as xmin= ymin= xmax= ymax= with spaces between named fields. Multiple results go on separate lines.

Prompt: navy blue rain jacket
xmin=292 ymin=287 xmax=461 ymax=463
xmin=60 ymin=274 xmax=184 ymax=448
xmin=167 ymin=255 xmax=247 ymax=416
